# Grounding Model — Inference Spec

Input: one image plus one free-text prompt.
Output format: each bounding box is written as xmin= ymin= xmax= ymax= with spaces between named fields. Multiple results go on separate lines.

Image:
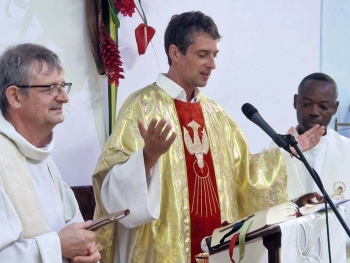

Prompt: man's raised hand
xmin=287 ymin=125 xmax=325 ymax=156
xmin=138 ymin=118 xmax=177 ymax=173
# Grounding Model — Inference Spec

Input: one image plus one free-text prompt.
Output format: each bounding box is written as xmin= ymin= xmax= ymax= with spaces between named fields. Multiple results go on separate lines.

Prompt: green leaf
xmin=107 ymin=0 xmax=120 ymax=28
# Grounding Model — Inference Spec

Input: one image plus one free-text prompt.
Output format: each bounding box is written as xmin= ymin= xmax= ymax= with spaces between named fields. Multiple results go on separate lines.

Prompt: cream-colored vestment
xmin=0 ymin=112 xmax=83 ymax=262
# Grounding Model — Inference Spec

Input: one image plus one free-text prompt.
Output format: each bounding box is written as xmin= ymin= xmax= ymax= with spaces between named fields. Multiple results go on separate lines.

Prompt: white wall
xmin=0 ymin=0 xmax=322 ymax=187
xmin=321 ymin=0 xmax=350 ymax=138
xmin=0 ymin=0 xmax=106 ymax=186
xmin=117 ymin=0 xmax=321 ymax=153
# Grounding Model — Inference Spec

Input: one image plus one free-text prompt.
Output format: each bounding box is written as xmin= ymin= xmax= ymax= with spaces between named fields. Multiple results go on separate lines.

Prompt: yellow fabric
xmin=92 ymin=84 xmax=288 ymax=263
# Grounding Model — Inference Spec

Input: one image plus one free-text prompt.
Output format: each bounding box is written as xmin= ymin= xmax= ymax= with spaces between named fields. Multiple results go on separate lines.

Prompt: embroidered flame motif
xmin=183 ymin=120 xmax=219 ymax=217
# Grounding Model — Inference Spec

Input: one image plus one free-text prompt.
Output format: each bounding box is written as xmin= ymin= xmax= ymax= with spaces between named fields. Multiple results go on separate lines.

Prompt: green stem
xmin=137 ymin=0 xmax=148 ymax=25
xmin=135 ymin=5 xmax=145 ymax=24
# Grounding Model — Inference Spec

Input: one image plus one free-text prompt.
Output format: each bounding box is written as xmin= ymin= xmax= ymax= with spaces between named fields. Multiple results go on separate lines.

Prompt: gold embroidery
xmin=183 ymin=119 xmax=220 ymax=217
xmin=184 ymin=120 xmax=209 ymax=170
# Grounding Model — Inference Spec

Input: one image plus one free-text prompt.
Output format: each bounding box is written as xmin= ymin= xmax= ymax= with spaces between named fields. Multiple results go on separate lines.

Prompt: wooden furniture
xmin=70 ymin=185 xmax=96 ymax=221
xmin=207 ymin=225 xmax=281 ymax=263
xmin=207 ymin=210 xmax=346 ymax=263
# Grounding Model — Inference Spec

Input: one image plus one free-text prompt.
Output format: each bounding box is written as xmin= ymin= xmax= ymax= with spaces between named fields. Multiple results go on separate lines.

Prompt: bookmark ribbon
xmin=228 ymin=219 xmax=253 ymax=263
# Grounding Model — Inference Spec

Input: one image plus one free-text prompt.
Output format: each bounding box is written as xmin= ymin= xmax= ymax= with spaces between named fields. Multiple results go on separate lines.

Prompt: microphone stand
xmin=280 ymin=134 xmax=350 ymax=238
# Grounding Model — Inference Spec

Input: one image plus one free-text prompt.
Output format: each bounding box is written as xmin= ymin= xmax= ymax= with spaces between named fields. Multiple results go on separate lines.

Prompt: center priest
xmin=92 ymin=11 xmax=321 ymax=263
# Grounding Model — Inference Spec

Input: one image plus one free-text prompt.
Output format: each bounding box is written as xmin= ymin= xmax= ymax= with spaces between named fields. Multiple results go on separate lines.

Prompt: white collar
xmin=156 ymin=73 xmax=200 ymax=102
xmin=0 ymin=111 xmax=54 ymax=161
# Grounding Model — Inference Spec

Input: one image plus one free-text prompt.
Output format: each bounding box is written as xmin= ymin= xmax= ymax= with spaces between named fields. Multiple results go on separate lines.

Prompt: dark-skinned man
xmin=283 ymin=73 xmax=350 ymax=207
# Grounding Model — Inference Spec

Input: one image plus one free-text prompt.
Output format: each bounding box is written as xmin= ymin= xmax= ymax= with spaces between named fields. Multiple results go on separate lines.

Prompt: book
xmin=86 ymin=209 xmax=130 ymax=230
xmin=209 ymin=202 xmax=299 ymax=249
xmin=299 ymin=199 xmax=350 ymax=215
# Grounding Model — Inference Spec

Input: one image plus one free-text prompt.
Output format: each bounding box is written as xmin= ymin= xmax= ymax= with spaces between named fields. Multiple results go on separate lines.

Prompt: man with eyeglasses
xmin=0 ymin=43 xmax=100 ymax=263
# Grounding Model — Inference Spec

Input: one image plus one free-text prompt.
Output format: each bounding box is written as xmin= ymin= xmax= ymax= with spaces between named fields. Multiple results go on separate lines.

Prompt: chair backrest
xmin=335 ymin=118 xmax=350 ymax=132
xmin=70 ymin=185 xmax=96 ymax=221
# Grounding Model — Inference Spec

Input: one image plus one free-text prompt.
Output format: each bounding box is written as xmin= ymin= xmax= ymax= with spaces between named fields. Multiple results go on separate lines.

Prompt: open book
xmin=210 ymin=202 xmax=299 ymax=249
xmin=299 ymin=199 xmax=350 ymax=215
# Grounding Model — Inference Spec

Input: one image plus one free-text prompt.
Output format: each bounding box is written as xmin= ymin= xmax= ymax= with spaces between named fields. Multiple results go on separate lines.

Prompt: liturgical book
xmin=210 ymin=202 xmax=299 ymax=248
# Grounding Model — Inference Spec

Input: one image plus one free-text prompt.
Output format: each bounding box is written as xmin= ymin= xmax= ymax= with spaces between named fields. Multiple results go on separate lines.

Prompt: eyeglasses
xmin=17 ymin=83 xmax=72 ymax=96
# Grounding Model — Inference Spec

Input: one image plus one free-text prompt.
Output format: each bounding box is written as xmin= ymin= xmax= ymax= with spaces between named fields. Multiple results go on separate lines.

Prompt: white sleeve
xmin=0 ymin=183 xmax=63 ymax=263
xmin=48 ymin=159 xmax=84 ymax=225
xmin=101 ymin=148 xmax=161 ymax=228
xmin=60 ymin=181 xmax=84 ymax=225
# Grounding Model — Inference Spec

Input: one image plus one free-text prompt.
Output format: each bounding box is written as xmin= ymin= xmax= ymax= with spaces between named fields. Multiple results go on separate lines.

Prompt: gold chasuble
xmin=93 ymin=84 xmax=288 ymax=263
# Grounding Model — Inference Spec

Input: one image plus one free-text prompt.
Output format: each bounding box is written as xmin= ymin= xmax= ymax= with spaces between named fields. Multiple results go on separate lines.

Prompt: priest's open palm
xmin=138 ymin=118 xmax=177 ymax=173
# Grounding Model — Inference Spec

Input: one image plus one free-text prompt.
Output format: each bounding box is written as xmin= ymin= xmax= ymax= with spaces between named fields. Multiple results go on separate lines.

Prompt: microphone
xmin=241 ymin=103 xmax=290 ymax=151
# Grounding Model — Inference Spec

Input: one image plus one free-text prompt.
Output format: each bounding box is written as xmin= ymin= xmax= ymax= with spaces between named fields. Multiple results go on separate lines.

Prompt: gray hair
xmin=0 ymin=43 xmax=63 ymax=112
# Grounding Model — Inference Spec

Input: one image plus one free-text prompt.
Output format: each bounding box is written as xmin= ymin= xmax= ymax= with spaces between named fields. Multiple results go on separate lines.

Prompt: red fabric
xmin=229 ymin=233 xmax=239 ymax=263
xmin=135 ymin=23 xmax=156 ymax=55
xmin=174 ymin=100 xmax=221 ymax=263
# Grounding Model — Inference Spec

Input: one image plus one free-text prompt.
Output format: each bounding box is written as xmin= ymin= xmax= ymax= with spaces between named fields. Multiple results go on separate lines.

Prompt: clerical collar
xmin=156 ymin=73 xmax=200 ymax=102
xmin=0 ymin=111 xmax=54 ymax=161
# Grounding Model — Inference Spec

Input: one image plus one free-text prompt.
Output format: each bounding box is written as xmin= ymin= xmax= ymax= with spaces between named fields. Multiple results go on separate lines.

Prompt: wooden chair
xmin=70 ymin=185 xmax=96 ymax=221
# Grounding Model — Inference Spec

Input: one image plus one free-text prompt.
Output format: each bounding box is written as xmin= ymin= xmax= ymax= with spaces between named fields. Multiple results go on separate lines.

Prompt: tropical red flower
xmin=114 ymin=0 xmax=136 ymax=17
xmin=135 ymin=23 xmax=156 ymax=55
xmin=99 ymin=23 xmax=124 ymax=86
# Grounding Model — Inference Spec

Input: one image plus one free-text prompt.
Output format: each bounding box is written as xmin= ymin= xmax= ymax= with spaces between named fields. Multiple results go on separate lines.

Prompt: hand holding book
xmin=86 ymin=209 xmax=130 ymax=231
xmin=299 ymin=199 xmax=350 ymax=215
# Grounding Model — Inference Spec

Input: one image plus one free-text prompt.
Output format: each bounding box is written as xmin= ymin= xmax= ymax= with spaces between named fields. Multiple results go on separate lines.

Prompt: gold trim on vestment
xmin=92 ymin=84 xmax=288 ymax=263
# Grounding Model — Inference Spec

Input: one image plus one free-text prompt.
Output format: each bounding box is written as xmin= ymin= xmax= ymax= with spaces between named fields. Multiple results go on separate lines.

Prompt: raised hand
xmin=138 ymin=118 xmax=177 ymax=174
xmin=58 ymin=221 xmax=100 ymax=259
xmin=287 ymin=125 xmax=325 ymax=156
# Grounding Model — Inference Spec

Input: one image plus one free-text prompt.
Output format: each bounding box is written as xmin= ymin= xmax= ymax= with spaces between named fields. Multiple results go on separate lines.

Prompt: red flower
xmin=114 ymin=0 xmax=136 ymax=17
xmin=99 ymin=23 xmax=124 ymax=86
xmin=135 ymin=23 xmax=156 ymax=55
